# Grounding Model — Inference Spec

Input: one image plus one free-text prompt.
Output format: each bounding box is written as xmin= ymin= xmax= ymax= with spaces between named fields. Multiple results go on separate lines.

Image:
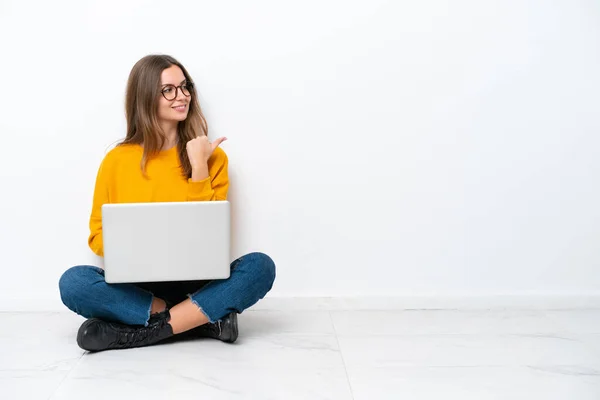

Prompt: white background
xmin=1 ymin=0 xmax=599 ymax=310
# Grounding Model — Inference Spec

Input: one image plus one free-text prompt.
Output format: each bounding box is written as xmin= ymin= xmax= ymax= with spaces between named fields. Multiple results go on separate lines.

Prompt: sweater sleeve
xmin=87 ymin=155 xmax=111 ymax=256
xmin=187 ymin=147 xmax=229 ymax=201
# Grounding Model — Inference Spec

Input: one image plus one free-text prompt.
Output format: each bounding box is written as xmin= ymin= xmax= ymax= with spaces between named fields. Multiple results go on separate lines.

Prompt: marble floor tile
xmin=0 ymin=313 xmax=84 ymax=400
xmin=0 ymin=313 xmax=84 ymax=371
xmin=331 ymin=310 xmax=567 ymax=336
xmin=346 ymin=365 xmax=600 ymax=400
xmin=238 ymin=310 xmax=335 ymax=336
xmin=0 ymin=311 xmax=84 ymax=339
xmin=1 ymin=370 xmax=75 ymax=400
xmin=546 ymin=310 xmax=600 ymax=334
xmin=50 ymin=335 xmax=352 ymax=400
xmin=50 ymin=365 xmax=353 ymax=400
xmin=336 ymin=333 xmax=600 ymax=368
xmin=3 ymin=309 xmax=600 ymax=399
xmin=0 ymin=337 xmax=82 ymax=371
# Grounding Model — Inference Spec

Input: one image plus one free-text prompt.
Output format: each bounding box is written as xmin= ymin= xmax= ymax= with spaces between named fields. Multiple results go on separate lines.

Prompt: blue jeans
xmin=59 ymin=252 xmax=276 ymax=326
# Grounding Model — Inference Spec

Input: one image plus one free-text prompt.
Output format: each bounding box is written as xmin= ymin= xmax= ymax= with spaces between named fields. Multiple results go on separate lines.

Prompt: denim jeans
xmin=59 ymin=252 xmax=276 ymax=326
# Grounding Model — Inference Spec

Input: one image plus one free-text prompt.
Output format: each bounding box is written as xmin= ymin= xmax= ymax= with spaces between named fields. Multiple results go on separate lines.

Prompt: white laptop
xmin=102 ymin=201 xmax=231 ymax=284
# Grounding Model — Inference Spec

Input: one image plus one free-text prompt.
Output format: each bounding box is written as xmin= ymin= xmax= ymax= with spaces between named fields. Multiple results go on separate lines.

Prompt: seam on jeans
xmin=187 ymin=293 xmax=216 ymax=323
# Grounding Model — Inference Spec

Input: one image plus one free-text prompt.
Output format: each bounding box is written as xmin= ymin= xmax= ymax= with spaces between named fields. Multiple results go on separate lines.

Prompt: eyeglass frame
xmin=160 ymin=81 xmax=194 ymax=101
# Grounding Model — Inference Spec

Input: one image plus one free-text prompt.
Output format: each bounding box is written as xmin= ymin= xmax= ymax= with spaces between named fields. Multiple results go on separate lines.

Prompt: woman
xmin=58 ymin=54 xmax=276 ymax=352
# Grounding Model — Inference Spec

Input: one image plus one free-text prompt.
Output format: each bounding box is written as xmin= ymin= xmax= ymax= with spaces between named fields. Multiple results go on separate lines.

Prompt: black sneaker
xmin=77 ymin=310 xmax=174 ymax=352
xmin=186 ymin=312 xmax=238 ymax=343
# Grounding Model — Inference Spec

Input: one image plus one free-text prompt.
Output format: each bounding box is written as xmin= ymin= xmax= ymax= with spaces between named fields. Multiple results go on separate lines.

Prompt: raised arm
xmin=186 ymin=142 xmax=229 ymax=201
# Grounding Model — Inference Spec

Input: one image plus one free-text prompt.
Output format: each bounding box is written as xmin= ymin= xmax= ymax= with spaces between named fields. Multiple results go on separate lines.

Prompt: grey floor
xmin=2 ymin=309 xmax=600 ymax=399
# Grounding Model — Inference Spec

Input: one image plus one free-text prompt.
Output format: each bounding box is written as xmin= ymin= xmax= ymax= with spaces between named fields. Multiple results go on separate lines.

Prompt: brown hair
xmin=120 ymin=54 xmax=208 ymax=177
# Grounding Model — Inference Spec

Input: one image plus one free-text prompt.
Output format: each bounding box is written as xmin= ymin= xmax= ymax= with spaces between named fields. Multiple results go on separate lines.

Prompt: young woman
xmin=58 ymin=54 xmax=276 ymax=352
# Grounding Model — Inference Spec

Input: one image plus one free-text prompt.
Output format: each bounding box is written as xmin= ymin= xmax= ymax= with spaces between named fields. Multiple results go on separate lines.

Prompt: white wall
xmin=1 ymin=0 xmax=600 ymax=310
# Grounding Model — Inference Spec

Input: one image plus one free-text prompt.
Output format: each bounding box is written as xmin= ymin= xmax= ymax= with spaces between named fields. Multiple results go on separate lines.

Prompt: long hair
xmin=120 ymin=54 xmax=208 ymax=177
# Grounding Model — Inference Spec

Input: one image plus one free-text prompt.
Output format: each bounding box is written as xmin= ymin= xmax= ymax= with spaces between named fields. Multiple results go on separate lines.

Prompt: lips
xmin=172 ymin=104 xmax=187 ymax=112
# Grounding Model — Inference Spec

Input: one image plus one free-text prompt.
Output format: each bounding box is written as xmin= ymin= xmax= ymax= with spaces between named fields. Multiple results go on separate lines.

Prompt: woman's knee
xmin=58 ymin=265 xmax=104 ymax=306
xmin=247 ymin=252 xmax=276 ymax=287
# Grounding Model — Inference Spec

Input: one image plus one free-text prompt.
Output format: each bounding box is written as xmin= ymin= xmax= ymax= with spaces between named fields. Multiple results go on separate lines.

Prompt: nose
xmin=175 ymin=87 xmax=187 ymax=101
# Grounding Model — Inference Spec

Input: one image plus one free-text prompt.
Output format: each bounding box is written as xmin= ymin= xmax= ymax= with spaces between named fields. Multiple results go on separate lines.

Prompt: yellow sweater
xmin=88 ymin=144 xmax=229 ymax=256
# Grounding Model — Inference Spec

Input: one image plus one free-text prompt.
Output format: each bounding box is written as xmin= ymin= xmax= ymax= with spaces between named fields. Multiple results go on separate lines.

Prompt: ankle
xmin=150 ymin=297 xmax=167 ymax=315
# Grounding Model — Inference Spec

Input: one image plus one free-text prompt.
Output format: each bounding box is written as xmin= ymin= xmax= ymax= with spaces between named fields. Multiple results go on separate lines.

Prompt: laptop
xmin=101 ymin=201 xmax=231 ymax=284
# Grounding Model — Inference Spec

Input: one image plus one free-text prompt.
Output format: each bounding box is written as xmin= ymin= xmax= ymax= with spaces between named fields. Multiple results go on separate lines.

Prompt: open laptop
xmin=101 ymin=201 xmax=231 ymax=284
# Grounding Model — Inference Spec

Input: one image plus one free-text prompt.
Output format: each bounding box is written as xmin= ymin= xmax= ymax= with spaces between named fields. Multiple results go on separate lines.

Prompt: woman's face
xmin=157 ymin=65 xmax=190 ymax=124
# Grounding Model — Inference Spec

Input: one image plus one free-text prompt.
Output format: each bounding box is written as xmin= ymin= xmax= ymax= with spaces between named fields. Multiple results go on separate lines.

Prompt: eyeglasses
xmin=160 ymin=82 xmax=194 ymax=101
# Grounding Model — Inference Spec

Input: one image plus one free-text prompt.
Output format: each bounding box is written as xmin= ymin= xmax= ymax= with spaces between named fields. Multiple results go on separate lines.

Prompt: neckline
xmin=136 ymin=144 xmax=178 ymax=154
xmin=160 ymin=144 xmax=178 ymax=153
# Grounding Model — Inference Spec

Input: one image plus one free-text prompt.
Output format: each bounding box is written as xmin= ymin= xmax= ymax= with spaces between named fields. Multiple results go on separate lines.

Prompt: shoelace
xmin=201 ymin=320 xmax=222 ymax=337
xmin=112 ymin=321 xmax=164 ymax=347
